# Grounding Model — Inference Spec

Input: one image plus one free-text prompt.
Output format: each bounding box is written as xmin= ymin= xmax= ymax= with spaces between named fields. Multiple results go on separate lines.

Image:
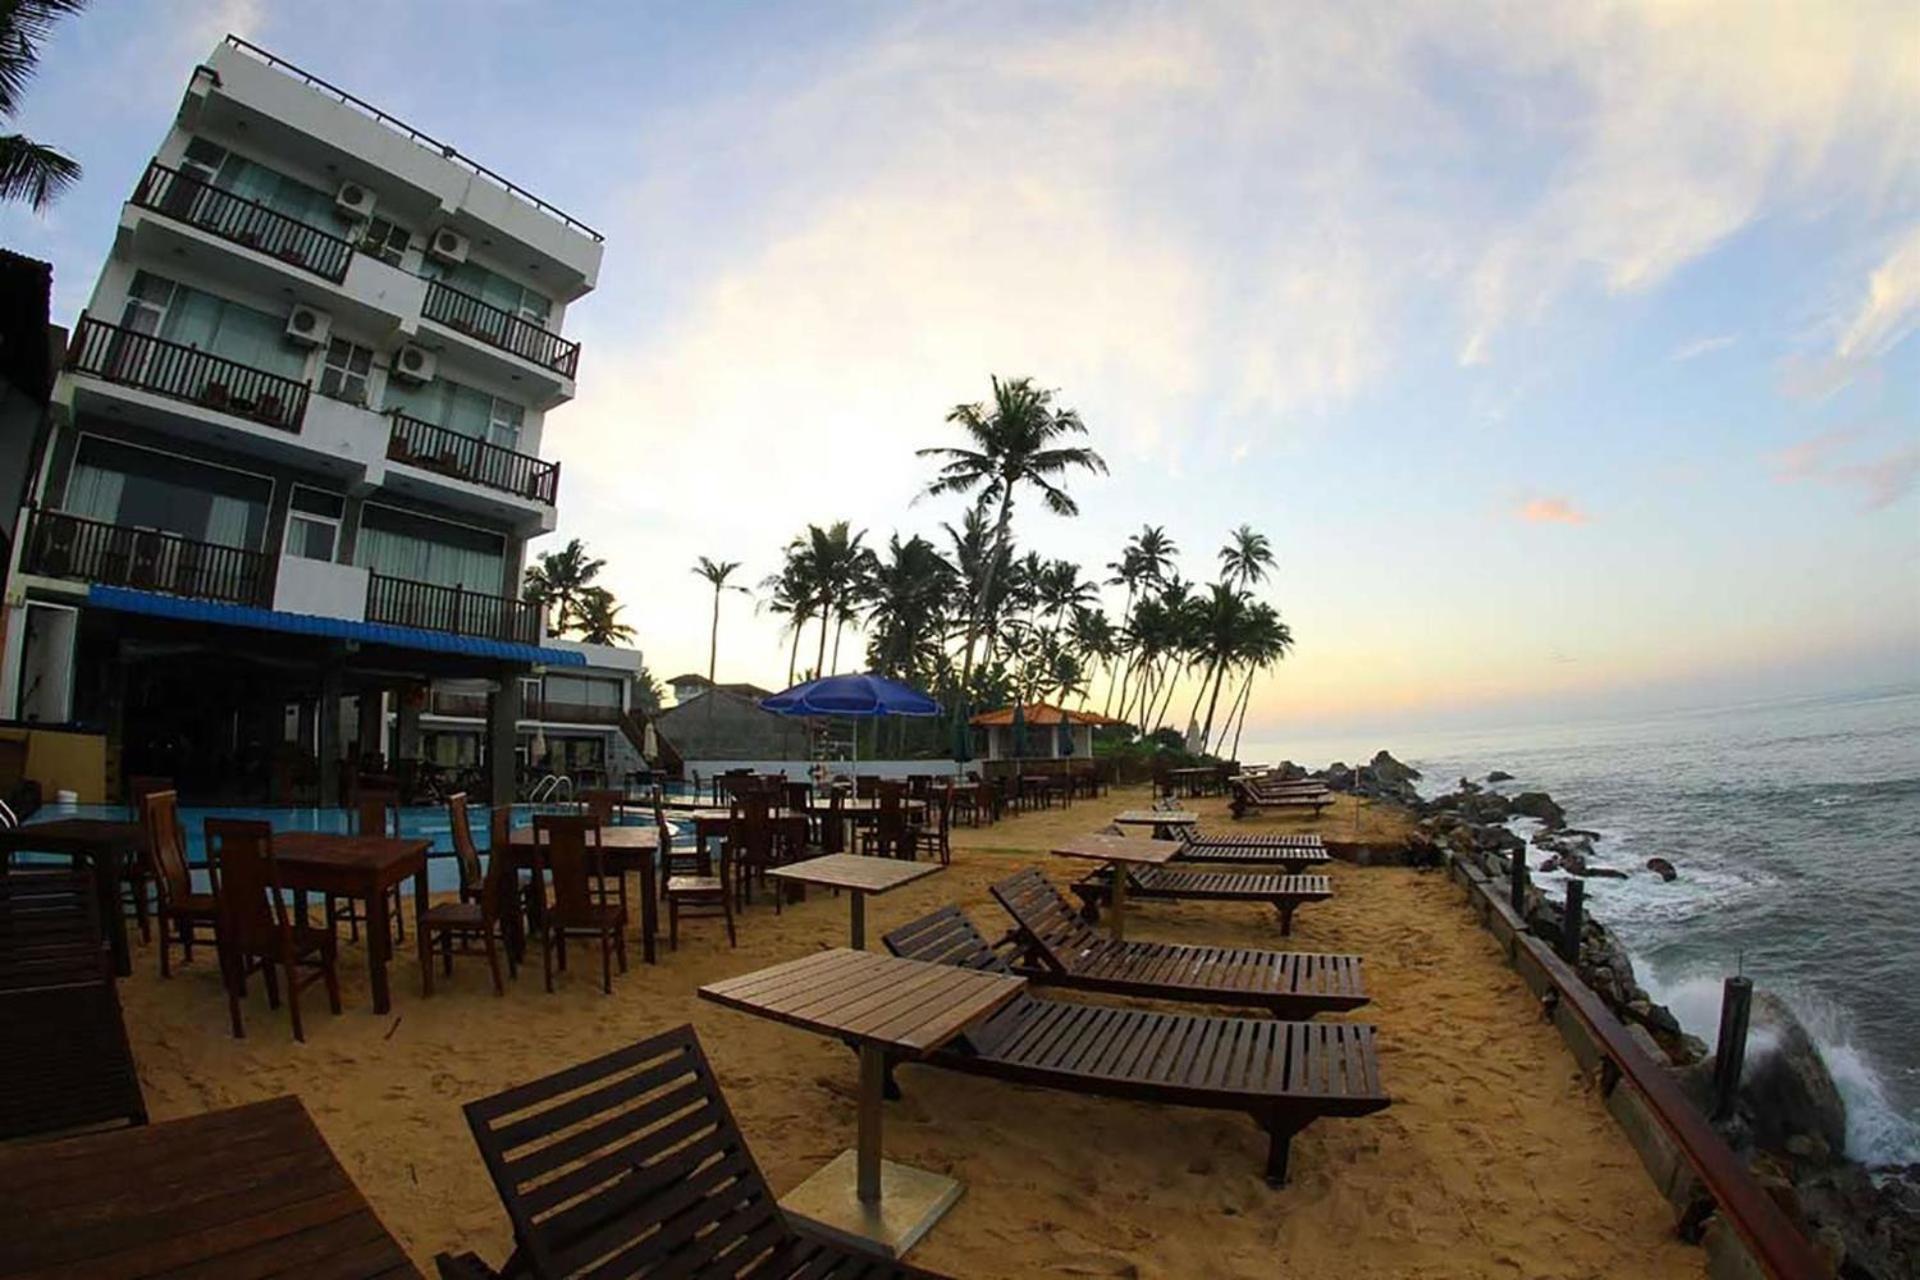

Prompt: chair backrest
xmin=205 ymin=818 xmax=285 ymax=956
xmin=990 ymin=869 xmax=1099 ymax=963
xmin=355 ymin=789 xmax=396 ymax=838
xmin=728 ymin=795 xmax=773 ymax=870
xmin=139 ymin=789 xmax=194 ymax=906
xmin=0 ymin=867 xmax=109 ymax=992
xmin=882 ymin=904 xmax=1015 ymax=974
xmin=460 ymin=1026 xmax=791 ymax=1279
xmin=854 ymin=775 xmax=878 ymax=800
xmin=781 ymin=780 xmax=811 ymax=812
xmin=447 ymin=792 xmax=482 ymax=891
xmin=479 ymin=806 xmax=515 ymax=919
xmin=579 ymin=787 xmax=623 ymax=826
xmin=126 ymin=775 xmax=173 ymax=808
xmin=874 ymin=783 xmax=908 ymax=843
xmin=531 ymin=813 xmax=601 ymax=918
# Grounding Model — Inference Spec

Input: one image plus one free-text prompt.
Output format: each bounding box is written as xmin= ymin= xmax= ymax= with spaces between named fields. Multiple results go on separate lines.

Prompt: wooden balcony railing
xmin=420 ymin=279 xmax=580 ymax=378
xmin=365 ymin=573 xmax=541 ymax=646
xmin=534 ymin=700 xmax=623 ymax=725
xmin=132 ymin=162 xmax=354 ymax=283
xmin=386 ymin=413 xmax=559 ymax=505
xmin=22 ymin=509 xmax=267 ymax=606
xmin=65 ymin=314 xmax=310 ymax=433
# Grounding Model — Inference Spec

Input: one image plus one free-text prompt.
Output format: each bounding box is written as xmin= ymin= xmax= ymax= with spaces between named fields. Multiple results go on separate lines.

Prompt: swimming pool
xmin=25 ymin=802 xmax=680 ymax=894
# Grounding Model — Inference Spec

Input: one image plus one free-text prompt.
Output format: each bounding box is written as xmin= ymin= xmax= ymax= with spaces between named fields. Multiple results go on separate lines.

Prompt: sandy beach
xmin=116 ymin=787 xmax=1704 ymax=1279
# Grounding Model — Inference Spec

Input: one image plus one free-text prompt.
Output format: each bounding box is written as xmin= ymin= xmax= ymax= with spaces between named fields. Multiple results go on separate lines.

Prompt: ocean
xmin=1245 ymin=683 xmax=1920 ymax=1166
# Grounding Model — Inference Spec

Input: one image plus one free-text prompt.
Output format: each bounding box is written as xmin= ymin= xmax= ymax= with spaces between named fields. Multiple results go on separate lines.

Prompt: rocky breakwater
xmin=1268 ymin=749 xmax=1425 ymax=806
xmin=1413 ymin=773 xmax=1920 ymax=1279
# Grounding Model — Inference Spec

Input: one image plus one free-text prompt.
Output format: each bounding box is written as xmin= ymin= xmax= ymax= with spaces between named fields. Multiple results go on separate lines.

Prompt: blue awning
xmin=87 ymin=585 xmax=586 ymax=667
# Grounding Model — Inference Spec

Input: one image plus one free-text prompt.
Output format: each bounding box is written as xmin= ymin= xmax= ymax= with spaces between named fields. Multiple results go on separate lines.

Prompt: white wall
xmin=272 ymin=556 xmax=368 ymax=620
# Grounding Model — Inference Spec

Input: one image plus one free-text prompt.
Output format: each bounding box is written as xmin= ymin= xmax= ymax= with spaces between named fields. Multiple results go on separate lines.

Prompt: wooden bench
xmin=883 ymin=906 xmax=1388 ymax=1184
xmin=1174 ymin=830 xmax=1331 ymax=872
xmin=446 ymin=1025 xmax=952 ymax=1278
xmin=991 ymin=869 xmax=1367 ymax=1017
xmin=1070 ymin=865 xmax=1334 ymax=935
xmin=1229 ymin=780 xmax=1331 ymax=819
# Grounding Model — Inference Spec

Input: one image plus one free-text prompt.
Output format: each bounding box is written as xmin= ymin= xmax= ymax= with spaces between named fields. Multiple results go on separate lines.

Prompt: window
xmin=318 ymin=337 xmax=373 ymax=405
xmin=355 ymin=503 xmax=505 ymax=592
xmin=360 ymin=217 xmax=410 ymax=267
xmin=126 ymin=271 xmax=306 ymax=379
xmin=383 ymin=374 xmax=526 ymax=452
xmin=487 ymin=398 xmax=524 ymax=451
xmin=284 ymin=487 xmax=343 ymax=562
xmin=423 ymin=257 xmax=552 ymax=330
xmin=64 ymin=436 xmax=271 ymax=549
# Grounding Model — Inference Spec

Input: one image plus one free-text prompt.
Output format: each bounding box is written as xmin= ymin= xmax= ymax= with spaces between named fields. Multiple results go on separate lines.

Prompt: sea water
xmin=1250 ymin=684 xmax=1920 ymax=1166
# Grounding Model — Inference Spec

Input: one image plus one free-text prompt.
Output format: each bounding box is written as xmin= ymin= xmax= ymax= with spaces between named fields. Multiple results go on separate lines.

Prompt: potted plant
xmin=199 ymin=380 xmax=230 ymax=409
xmin=255 ymin=392 xmax=283 ymax=422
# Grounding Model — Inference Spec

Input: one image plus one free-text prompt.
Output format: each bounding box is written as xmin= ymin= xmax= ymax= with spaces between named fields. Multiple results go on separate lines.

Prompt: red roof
xmin=969 ymin=703 xmax=1129 ymax=728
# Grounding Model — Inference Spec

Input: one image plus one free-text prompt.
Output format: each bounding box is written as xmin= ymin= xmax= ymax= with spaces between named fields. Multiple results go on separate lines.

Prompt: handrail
xmin=131 ymin=161 xmax=354 ymax=283
xmin=386 ymin=412 xmax=559 ymax=504
xmin=1461 ymin=866 xmax=1826 ymax=1280
xmin=365 ymin=571 xmax=541 ymax=646
xmin=221 ymin=35 xmax=602 ymax=243
xmin=22 ymin=508 xmax=268 ymax=606
xmin=420 ymin=279 xmax=580 ymax=378
xmin=65 ymin=313 xmax=310 ymax=433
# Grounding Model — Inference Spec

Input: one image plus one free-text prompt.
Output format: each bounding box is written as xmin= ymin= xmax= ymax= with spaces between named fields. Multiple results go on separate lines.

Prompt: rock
xmin=1369 ymin=749 xmax=1421 ymax=783
xmin=1646 ymin=856 xmax=1678 ymax=882
xmin=1510 ymin=791 xmax=1567 ymax=829
xmin=1575 ymin=865 xmax=1629 ymax=880
xmin=1795 ymin=1163 xmax=1920 ymax=1280
xmin=1322 ymin=763 xmax=1353 ymax=792
xmin=1741 ymin=991 xmax=1848 ymax=1159
xmin=1487 ymin=770 xmax=1514 ymax=783
xmin=1456 ymin=776 xmax=1482 ymax=794
xmin=1456 ymin=791 xmax=1512 ymax=824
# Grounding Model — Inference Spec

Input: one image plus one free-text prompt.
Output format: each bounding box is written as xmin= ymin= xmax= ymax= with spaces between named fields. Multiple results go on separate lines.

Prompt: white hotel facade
xmin=0 ymin=37 xmax=639 ymax=803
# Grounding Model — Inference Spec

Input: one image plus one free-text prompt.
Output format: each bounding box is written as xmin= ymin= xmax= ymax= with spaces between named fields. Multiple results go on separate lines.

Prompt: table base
xmin=780 ymin=1149 xmax=963 ymax=1259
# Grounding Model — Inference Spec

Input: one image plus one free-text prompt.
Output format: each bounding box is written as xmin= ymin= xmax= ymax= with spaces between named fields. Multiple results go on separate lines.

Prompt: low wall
xmin=0 ymin=724 xmax=108 ymax=803
xmin=682 ymin=758 xmax=970 ymax=783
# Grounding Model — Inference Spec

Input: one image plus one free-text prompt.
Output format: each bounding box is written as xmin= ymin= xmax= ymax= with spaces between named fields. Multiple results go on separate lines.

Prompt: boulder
xmin=1457 ymin=776 xmax=1482 ymax=794
xmin=1322 ymin=762 xmax=1353 ymax=792
xmin=1457 ymin=791 xmax=1513 ymax=824
xmin=1368 ymin=749 xmax=1421 ymax=783
xmin=1576 ymin=865 xmax=1629 ymax=879
xmin=1646 ymin=857 xmax=1678 ymax=882
xmin=1510 ymin=791 xmax=1567 ymax=829
xmin=1487 ymin=770 xmax=1514 ymax=783
xmin=1795 ymin=1163 xmax=1920 ymax=1280
xmin=1741 ymin=991 xmax=1848 ymax=1159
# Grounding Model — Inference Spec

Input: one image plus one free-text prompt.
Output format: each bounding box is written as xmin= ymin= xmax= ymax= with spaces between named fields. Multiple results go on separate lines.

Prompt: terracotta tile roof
xmin=969 ymin=703 xmax=1129 ymax=728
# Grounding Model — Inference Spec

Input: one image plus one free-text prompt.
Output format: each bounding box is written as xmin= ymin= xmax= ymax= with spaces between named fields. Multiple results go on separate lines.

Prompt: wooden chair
xmin=858 ymin=783 xmax=912 ymax=859
xmin=661 ymin=800 xmax=733 ymax=951
xmin=728 ymin=793 xmax=791 ymax=912
xmin=577 ymin=787 xmax=624 ymax=826
xmin=140 ymin=789 xmax=217 ymax=979
xmin=530 ymin=814 xmax=625 ymax=994
xmin=421 ymin=805 xmax=516 ymax=997
xmin=439 ymin=1026 xmax=951 ymax=1280
xmin=206 ymin=818 xmax=340 ymax=1042
xmin=121 ymin=774 xmax=174 ymax=942
xmin=910 ymin=783 xmax=954 ymax=865
xmin=949 ymin=778 xmax=981 ymax=828
xmin=327 ymin=789 xmax=406 ymax=944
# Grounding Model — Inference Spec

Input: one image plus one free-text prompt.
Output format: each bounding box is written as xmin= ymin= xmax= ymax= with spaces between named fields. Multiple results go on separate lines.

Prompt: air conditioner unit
xmin=392 ymin=343 xmax=437 ymax=385
xmin=284 ymin=304 xmax=332 ymax=347
xmin=334 ymin=180 xmax=376 ymax=221
xmin=426 ymin=226 xmax=470 ymax=265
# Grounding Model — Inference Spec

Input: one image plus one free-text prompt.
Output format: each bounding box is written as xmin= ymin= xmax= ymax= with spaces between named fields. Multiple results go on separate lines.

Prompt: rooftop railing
xmin=420 ymin=280 xmax=581 ymax=379
xmin=222 ymin=35 xmax=603 ymax=243
xmin=386 ymin=413 xmax=559 ymax=505
xmin=132 ymin=161 xmax=354 ymax=284
xmin=65 ymin=314 xmax=310 ymax=433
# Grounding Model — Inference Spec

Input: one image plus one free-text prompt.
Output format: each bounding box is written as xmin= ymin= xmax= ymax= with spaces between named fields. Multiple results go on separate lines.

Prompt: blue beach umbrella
xmin=761 ymin=673 xmax=942 ymax=776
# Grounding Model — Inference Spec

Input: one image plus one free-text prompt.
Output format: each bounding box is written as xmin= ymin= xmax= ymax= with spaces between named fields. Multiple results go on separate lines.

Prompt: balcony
xmin=131 ymin=161 xmax=354 ymax=284
xmin=22 ymin=509 xmax=267 ymax=606
xmin=534 ymin=699 xmax=623 ymax=725
xmin=65 ymin=314 xmax=310 ymax=434
xmin=386 ymin=413 xmax=559 ymax=505
xmin=365 ymin=573 xmax=541 ymax=646
xmin=420 ymin=279 xmax=580 ymax=379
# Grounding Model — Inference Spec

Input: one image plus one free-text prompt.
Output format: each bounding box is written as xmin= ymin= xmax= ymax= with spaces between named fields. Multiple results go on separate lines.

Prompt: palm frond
xmin=0 ymin=133 xmax=79 ymax=210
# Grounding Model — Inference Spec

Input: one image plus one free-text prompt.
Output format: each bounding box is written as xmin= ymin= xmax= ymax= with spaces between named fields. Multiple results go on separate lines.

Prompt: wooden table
xmin=1052 ymin=832 xmax=1182 ymax=941
xmin=0 ymin=1094 xmax=420 ymax=1279
xmin=0 ymin=819 xmax=140 ymax=977
xmin=805 ymin=798 xmax=926 ymax=853
xmin=1113 ymin=809 xmax=1200 ymax=840
xmin=700 ymin=949 xmax=1026 ymax=1258
xmin=504 ymin=824 xmax=661 ymax=965
xmin=768 ymin=853 xmax=943 ymax=948
xmin=274 ymin=832 xmax=429 ymax=1016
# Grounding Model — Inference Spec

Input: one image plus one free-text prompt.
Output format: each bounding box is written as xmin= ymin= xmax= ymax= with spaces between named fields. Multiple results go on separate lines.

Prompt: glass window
xmin=318 ymin=337 xmax=373 ymax=405
xmin=132 ymin=271 xmax=306 ymax=379
xmin=361 ymin=217 xmax=410 ymax=267
xmin=65 ymin=436 xmax=271 ymax=548
xmin=383 ymin=373 xmax=526 ymax=450
xmin=423 ymin=257 xmax=552 ymax=329
xmin=354 ymin=504 xmax=505 ymax=592
xmin=284 ymin=486 xmax=342 ymax=562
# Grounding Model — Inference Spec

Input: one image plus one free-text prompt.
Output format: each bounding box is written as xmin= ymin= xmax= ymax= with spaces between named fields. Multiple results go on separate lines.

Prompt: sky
xmin=4 ymin=1 xmax=1917 ymax=746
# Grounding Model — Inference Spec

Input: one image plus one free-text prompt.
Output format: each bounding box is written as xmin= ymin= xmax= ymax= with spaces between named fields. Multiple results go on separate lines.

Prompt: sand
xmin=117 ymin=787 xmax=1705 ymax=1279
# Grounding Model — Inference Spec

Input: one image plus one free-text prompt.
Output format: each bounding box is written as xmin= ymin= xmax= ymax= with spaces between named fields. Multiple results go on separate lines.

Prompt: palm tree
xmin=785 ymin=522 xmax=870 ymax=677
xmin=572 ymin=587 xmax=635 ymax=645
xmin=1105 ymin=525 xmax=1177 ymax=718
xmin=758 ymin=555 xmax=815 ymax=687
xmin=690 ymin=557 xmax=748 ymax=686
xmin=0 ymin=1 xmax=86 ymax=211
xmin=918 ymin=376 xmax=1106 ymax=716
xmin=1190 ymin=582 xmax=1252 ymax=750
xmin=1219 ymin=524 xmax=1274 ymax=590
xmin=523 ymin=538 xmax=606 ymax=635
xmin=864 ymin=534 xmax=954 ymax=682
xmin=1224 ymin=602 xmax=1294 ymax=758
xmin=1066 ymin=606 xmax=1117 ymax=709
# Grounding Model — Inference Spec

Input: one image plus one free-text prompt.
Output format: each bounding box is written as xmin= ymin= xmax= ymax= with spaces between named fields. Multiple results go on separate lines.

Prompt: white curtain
xmin=64 ymin=463 xmax=126 ymax=523
xmin=356 ymin=522 xmax=503 ymax=593
xmin=204 ymin=495 xmax=251 ymax=549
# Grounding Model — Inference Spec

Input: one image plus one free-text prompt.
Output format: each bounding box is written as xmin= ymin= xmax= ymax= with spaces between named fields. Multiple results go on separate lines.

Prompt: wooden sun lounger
xmin=444 ymin=1024 xmax=950 ymax=1280
xmin=1070 ymin=864 xmax=1333 ymax=935
xmin=990 ymin=869 xmax=1366 ymax=1017
xmin=882 ymin=906 xmax=1387 ymax=1184
xmin=1175 ymin=830 xmax=1331 ymax=872
xmin=0 ymin=868 xmax=147 ymax=1141
xmin=1230 ymin=779 xmax=1332 ymax=819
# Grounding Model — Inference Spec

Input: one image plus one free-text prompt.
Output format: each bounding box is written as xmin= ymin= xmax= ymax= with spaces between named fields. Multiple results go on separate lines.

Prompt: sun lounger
xmin=1070 ymin=864 xmax=1333 ymax=935
xmin=882 ymin=905 xmax=1387 ymax=1184
xmin=444 ymin=1024 xmax=949 ymax=1279
xmin=0 ymin=868 xmax=147 ymax=1141
xmin=990 ymin=869 xmax=1366 ymax=1017
xmin=1230 ymin=778 xmax=1332 ymax=819
xmin=1174 ymin=830 xmax=1331 ymax=872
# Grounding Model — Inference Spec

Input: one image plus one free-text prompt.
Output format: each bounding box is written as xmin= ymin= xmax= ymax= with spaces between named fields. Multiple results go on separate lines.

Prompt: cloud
xmin=1768 ymin=430 xmax=1920 ymax=510
xmin=1836 ymin=225 xmax=1920 ymax=363
xmin=1672 ymin=334 xmax=1737 ymax=361
xmin=1517 ymin=497 xmax=1590 ymax=526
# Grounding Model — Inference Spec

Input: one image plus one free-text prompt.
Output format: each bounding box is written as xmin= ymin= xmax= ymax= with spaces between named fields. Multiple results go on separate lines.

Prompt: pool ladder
xmin=528 ymin=773 xmax=575 ymax=804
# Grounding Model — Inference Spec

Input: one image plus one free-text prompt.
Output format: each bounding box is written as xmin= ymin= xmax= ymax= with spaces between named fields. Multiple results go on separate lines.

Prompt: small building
xmin=651 ymin=686 xmax=809 ymax=767
xmin=969 ymin=703 xmax=1128 ymax=761
xmin=666 ymin=672 xmax=774 ymax=706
